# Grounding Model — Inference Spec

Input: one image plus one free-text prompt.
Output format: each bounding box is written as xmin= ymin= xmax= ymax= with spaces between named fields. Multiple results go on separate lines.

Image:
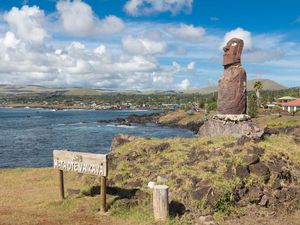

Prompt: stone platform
xmin=198 ymin=114 xmax=265 ymax=140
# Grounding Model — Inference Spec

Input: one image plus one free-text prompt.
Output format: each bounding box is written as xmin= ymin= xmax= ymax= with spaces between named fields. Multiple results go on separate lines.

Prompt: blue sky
xmin=0 ymin=0 xmax=299 ymax=90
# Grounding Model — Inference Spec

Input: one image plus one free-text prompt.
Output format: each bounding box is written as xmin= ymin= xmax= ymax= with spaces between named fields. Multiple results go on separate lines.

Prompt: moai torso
xmin=217 ymin=38 xmax=247 ymax=114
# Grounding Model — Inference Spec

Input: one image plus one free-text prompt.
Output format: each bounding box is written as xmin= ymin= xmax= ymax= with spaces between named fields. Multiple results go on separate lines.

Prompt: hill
xmin=193 ymin=78 xmax=287 ymax=94
xmin=247 ymin=78 xmax=286 ymax=91
xmin=0 ymin=79 xmax=288 ymax=96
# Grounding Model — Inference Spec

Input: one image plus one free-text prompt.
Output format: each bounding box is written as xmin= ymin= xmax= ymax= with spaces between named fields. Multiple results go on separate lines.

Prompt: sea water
xmin=0 ymin=108 xmax=193 ymax=168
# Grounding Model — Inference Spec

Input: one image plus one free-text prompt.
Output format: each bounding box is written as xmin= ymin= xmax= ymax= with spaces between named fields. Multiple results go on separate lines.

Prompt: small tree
xmin=247 ymin=94 xmax=258 ymax=118
xmin=253 ymin=81 xmax=263 ymax=107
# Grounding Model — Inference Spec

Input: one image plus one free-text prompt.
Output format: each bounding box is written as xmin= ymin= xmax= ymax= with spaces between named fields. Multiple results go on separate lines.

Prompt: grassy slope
xmin=109 ymin=134 xmax=300 ymax=224
xmin=253 ymin=112 xmax=300 ymax=128
xmin=158 ymin=110 xmax=205 ymax=126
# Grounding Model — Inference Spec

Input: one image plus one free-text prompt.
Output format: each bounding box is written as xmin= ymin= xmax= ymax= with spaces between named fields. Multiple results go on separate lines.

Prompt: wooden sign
xmin=53 ymin=149 xmax=108 ymax=212
xmin=53 ymin=150 xmax=107 ymax=176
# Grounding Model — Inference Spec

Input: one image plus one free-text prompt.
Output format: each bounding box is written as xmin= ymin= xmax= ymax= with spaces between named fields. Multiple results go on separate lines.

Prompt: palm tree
xmin=253 ymin=81 xmax=263 ymax=107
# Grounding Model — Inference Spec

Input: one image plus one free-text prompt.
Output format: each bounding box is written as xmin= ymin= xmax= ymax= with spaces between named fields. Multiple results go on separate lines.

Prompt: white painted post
xmin=153 ymin=185 xmax=169 ymax=221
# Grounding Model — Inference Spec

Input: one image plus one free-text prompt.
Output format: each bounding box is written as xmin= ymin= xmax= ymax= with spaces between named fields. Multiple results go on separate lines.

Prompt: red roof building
xmin=282 ymin=99 xmax=300 ymax=112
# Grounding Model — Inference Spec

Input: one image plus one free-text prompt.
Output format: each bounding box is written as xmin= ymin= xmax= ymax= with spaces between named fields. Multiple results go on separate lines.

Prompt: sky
xmin=0 ymin=0 xmax=300 ymax=90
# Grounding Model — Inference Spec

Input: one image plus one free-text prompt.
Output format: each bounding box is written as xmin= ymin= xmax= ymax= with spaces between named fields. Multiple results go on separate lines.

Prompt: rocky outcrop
xmin=198 ymin=118 xmax=265 ymax=140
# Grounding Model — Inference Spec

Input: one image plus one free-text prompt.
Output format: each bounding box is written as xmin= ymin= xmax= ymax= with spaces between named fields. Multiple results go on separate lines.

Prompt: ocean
xmin=0 ymin=107 xmax=193 ymax=168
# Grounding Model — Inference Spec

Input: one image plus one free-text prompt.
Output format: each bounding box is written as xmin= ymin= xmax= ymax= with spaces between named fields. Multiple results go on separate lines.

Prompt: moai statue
xmin=217 ymin=38 xmax=247 ymax=115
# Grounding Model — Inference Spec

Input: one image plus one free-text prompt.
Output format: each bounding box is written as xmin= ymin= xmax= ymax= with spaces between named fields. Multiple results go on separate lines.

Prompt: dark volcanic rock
xmin=249 ymin=162 xmax=271 ymax=182
xmin=191 ymin=181 xmax=212 ymax=201
xmin=247 ymin=146 xmax=265 ymax=156
xmin=149 ymin=142 xmax=170 ymax=153
xmin=236 ymin=135 xmax=251 ymax=145
xmin=264 ymin=125 xmax=300 ymax=136
xmin=242 ymin=154 xmax=260 ymax=166
xmin=191 ymin=186 xmax=211 ymax=201
xmin=236 ymin=165 xmax=250 ymax=179
xmin=127 ymin=113 xmax=161 ymax=124
xmin=248 ymin=186 xmax=263 ymax=203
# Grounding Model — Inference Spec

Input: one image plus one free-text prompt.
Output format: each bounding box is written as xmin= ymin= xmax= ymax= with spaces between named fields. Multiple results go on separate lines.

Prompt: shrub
xmin=247 ymin=94 xmax=257 ymax=118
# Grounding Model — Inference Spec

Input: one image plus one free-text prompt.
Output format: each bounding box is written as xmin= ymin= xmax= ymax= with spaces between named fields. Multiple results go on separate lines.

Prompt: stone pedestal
xmin=198 ymin=114 xmax=264 ymax=140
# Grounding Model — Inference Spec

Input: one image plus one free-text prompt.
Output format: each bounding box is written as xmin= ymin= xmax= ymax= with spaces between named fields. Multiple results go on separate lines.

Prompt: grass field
xmin=0 ymin=168 xmax=159 ymax=225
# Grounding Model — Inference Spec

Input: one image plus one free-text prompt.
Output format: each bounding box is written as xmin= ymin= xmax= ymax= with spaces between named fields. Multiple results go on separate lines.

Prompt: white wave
xmin=106 ymin=124 xmax=136 ymax=129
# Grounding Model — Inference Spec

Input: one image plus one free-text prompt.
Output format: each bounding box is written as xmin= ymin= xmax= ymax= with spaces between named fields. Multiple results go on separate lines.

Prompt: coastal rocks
xmin=127 ymin=113 xmax=161 ymax=123
xmin=197 ymin=118 xmax=264 ymax=139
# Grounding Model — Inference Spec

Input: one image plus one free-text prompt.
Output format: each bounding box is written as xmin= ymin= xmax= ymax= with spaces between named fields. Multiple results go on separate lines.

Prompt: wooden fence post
xmin=153 ymin=185 xmax=169 ymax=221
xmin=58 ymin=170 xmax=64 ymax=200
xmin=100 ymin=176 xmax=107 ymax=212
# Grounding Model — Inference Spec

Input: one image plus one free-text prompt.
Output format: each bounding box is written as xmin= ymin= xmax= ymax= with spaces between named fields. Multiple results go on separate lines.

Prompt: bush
xmin=247 ymin=94 xmax=257 ymax=118
xmin=207 ymin=102 xmax=217 ymax=112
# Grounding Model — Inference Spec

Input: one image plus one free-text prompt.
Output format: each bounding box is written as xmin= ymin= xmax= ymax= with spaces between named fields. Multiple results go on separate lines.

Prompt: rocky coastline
xmin=97 ymin=111 xmax=205 ymax=134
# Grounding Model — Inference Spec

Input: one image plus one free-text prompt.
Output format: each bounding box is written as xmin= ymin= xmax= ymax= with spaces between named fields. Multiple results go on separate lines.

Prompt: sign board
xmin=53 ymin=150 xmax=107 ymax=176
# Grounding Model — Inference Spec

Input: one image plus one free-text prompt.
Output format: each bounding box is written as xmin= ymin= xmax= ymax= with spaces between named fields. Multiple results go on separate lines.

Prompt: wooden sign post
xmin=53 ymin=150 xmax=108 ymax=212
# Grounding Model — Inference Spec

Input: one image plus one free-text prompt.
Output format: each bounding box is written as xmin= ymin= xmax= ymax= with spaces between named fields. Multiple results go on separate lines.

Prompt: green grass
xmin=253 ymin=113 xmax=300 ymax=128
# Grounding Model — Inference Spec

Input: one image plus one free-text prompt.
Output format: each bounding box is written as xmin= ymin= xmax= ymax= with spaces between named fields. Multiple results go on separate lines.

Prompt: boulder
xmin=248 ymin=186 xmax=263 ymax=203
xmin=191 ymin=186 xmax=211 ymax=201
xmin=249 ymin=162 xmax=270 ymax=182
xmin=198 ymin=118 xmax=264 ymax=140
xmin=242 ymin=154 xmax=260 ymax=166
xmin=236 ymin=165 xmax=250 ymax=179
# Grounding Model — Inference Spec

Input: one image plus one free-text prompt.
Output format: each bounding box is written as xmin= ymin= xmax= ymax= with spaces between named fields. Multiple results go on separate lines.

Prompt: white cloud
xmin=122 ymin=35 xmax=167 ymax=55
xmin=167 ymin=24 xmax=206 ymax=42
xmin=56 ymin=0 xmax=124 ymax=36
xmin=70 ymin=41 xmax=85 ymax=49
xmin=3 ymin=5 xmax=48 ymax=43
xmin=178 ymin=79 xmax=190 ymax=90
xmin=124 ymin=0 xmax=193 ymax=16
xmin=187 ymin=61 xmax=195 ymax=70
xmin=221 ymin=27 xmax=252 ymax=50
xmin=0 ymin=32 xmax=20 ymax=49
xmin=94 ymin=45 xmax=106 ymax=55
xmin=244 ymin=49 xmax=284 ymax=63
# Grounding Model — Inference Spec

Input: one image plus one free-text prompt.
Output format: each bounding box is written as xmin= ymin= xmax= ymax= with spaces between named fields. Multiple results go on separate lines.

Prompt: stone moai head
xmin=222 ymin=38 xmax=244 ymax=68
